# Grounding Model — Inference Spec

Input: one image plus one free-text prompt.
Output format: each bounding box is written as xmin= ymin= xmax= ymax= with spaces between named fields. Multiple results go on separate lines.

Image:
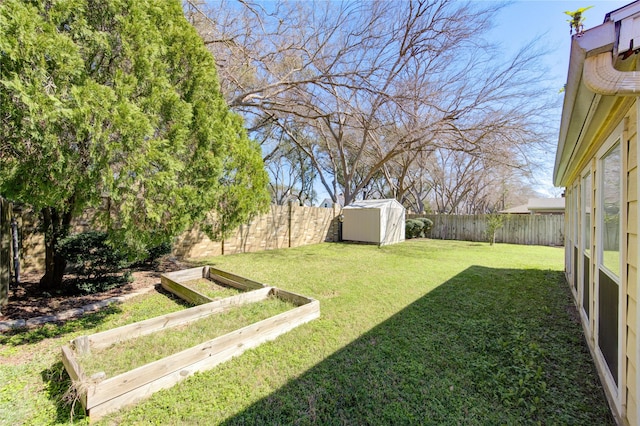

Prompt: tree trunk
xmin=39 ymin=206 xmax=73 ymax=291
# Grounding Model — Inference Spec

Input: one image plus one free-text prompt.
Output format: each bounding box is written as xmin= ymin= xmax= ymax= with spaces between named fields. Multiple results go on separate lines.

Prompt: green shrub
xmin=415 ymin=217 xmax=433 ymax=236
xmin=405 ymin=219 xmax=423 ymax=239
xmin=57 ymin=231 xmax=131 ymax=293
xmin=72 ymin=272 xmax=133 ymax=294
xmin=486 ymin=214 xmax=505 ymax=246
xmin=406 ymin=218 xmax=433 ymax=239
xmin=140 ymin=241 xmax=172 ymax=266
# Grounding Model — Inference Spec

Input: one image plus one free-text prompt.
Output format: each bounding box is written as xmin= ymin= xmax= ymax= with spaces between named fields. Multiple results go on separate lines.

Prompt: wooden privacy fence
xmin=410 ymin=214 xmax=565 ymax=246
xmin=0 ymin=198 xmax=12 ymax=310
xmin=173 ymin=203 xmax=341 ymax=259
xmin=15 ymin=203 xmax=343 ymax=274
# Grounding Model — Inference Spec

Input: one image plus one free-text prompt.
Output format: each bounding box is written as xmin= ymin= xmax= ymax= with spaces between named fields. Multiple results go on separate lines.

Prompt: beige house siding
xmin=627 ymin=103 xmax=638 ymax=426
xmin=561 ymin=101 xmax=638 ymax=425
xmin=553 ymin=6 xmax=640 ymax=423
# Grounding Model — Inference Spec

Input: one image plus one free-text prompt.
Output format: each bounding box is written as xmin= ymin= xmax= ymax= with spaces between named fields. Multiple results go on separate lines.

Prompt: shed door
xmin=343 ymin=208 xmax=381 ymax=243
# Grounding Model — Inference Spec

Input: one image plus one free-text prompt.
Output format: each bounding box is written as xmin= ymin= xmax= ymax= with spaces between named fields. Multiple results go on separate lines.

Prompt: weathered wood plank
xmin=63 ymin=266 xmax=320 ymax=420
xmin=73 ymin=335 xmax=91 ymax=355
xmin=61 ymin=345 xmax=88 ymax=409
xmin=162 ymin=265 xmax=266 ymax=291
xmin=61 ymin=345 xmax=86 ymax=384
xmin=208 ymin=273 xmax=256 ymax=291
xmin=87 ymin=301 xmax=318 ymax=421
xmin=273 ymin=288 xmax=315 ymax=306
xmin=161 ymin=268 xmax=205 ymax=282
xmin=86 ymin=364 xmax=192 ymax=421
xmin=161 ymin=275 xmax=213 ymax=305
xmin=208 ymin=267 xmax=266 ymax=290
xmin=87 ymin=300 xmax=320 ymax=409
xmin=86 ymin=288 xmax=272 ymax=350
xmin=421 ymin=214 xmax=564 ymax=246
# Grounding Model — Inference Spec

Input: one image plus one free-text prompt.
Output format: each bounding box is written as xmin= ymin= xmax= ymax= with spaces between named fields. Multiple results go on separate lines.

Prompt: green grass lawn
xmin=180 ymin=277 xmax=244 ymax=300
xmin=0 ymin=240 xmax=614 ymax=425
xmin=77 ymin=296 xmax=296 ymax=378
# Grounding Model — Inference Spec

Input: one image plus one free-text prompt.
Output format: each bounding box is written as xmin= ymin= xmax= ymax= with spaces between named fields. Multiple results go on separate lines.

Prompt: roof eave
xmin=554 ymin=22 xmax=616 ymax=187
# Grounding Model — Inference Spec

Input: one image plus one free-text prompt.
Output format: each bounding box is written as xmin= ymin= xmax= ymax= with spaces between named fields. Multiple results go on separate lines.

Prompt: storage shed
xmin=554 ymin=2 xmax=640 ymax=424
xmin=341 ymin=199 xmax=405 ymax=245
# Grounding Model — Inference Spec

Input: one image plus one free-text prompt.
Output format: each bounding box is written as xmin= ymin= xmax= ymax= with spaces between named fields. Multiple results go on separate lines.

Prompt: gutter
xmin=554 ymin=21 xmax=615 ymax=187
xmin=584 ymin=51 xmax=640 ymax=95
xmin=554 ymin=1 xmax=640 ymax=187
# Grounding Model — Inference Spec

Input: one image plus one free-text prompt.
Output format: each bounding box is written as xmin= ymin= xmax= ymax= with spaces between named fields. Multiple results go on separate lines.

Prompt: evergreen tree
xmin=0 ymin=0 xmax=270 ymax=290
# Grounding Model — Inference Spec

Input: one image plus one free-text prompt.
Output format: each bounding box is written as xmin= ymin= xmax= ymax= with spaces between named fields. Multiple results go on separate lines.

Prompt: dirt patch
xmin=0 ymin=257 xmax=189 ymax=321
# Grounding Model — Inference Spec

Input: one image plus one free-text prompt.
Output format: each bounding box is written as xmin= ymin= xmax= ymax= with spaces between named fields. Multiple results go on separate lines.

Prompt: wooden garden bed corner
xmin=60 ymin=266 xmax=320 ymax=421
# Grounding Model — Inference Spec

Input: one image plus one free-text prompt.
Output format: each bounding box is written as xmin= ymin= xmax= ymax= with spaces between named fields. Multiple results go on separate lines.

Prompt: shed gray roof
xmin=343 ymin=199 xmax=405 ymax=210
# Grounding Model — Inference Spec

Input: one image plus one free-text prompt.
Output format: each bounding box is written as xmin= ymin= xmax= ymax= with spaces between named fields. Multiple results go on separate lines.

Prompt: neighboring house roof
xmin=528 ymin=197 xmax=565 ymax=212
xmin=319 ymin=198 xmax=333 ymax=208
xmin=500 ymin=198 xmax=565 ymax=214
xmin=318 ymin=194 xmax=345 ymax=208
xmin=500 ymin=204 xmax=530 ymax=214
xmin=554 ymin=0 xmax=640 ymax=186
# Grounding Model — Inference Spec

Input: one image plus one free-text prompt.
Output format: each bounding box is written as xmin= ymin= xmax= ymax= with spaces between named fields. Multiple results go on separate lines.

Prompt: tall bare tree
xmin=263 ymin=123 xmax=318 ymax=205
xmin=186 ymin=0 xmax=555 ymax=206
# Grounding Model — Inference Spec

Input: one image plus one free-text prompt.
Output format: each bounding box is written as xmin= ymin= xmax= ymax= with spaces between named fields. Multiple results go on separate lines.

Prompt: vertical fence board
xmin=173 ymin=204 xmax=341 ymax=260
xmin=410 ymin=214 xmax=564 ymax=246
xmin=0 ymin=198 xmax=12 ymax=310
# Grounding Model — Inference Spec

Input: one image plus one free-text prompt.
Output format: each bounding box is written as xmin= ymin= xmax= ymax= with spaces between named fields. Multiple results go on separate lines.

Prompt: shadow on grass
xmin=0 ymin=305 xmax=123 ymax=347
xmin=41 ymin=361 xmax=88 ymax=424
xmin=224 ymin=266 xmax=615 ymax=425
xmin=33 ymin=285 xmax=195 ymax=424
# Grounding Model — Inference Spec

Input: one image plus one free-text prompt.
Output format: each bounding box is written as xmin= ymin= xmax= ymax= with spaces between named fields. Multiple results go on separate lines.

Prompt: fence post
xmin=288 ymin=200 xmax=293 ymax=248
xmin=0 ymin=198 xmax=11 ymax=311
xmin=11 ymin=217 xmax=19 ymax=284
xmin=410 ymin=213 xmax=564 ymax=246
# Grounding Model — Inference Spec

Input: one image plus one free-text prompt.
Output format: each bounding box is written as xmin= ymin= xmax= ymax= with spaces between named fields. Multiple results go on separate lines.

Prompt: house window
xmin=597 ymin=140 xmax=621 ymax=386
xmin=583 ymin=173 xmax=591 ymax=256
xmin=573 ymin=184 xmax=579 ymax=291
xmin=600 ymin=143 xmax=621 ymax=278
xmin=565 ymin=187 xmax=573 ymax=279
xmin=582 ymin=172 xmax=591 ymax=320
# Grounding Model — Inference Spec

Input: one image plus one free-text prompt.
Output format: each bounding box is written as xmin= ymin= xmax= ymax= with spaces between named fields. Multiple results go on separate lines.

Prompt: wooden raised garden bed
xmin=61 ymin=266 xmax=320 ymax=421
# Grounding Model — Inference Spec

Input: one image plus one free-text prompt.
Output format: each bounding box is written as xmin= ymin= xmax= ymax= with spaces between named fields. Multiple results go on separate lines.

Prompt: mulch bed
xmin=0 ymin=257 xmax=187 ymax=322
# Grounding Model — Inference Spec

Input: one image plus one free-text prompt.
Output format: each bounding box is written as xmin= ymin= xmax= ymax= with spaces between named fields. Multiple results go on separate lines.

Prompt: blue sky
xmin=209 ymin=0 xmax=633 ymax=201
xmin=489 ymin=1 xmax=631 ymax=195
xmin=492 ymin=1 xmax=629 ymax=82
